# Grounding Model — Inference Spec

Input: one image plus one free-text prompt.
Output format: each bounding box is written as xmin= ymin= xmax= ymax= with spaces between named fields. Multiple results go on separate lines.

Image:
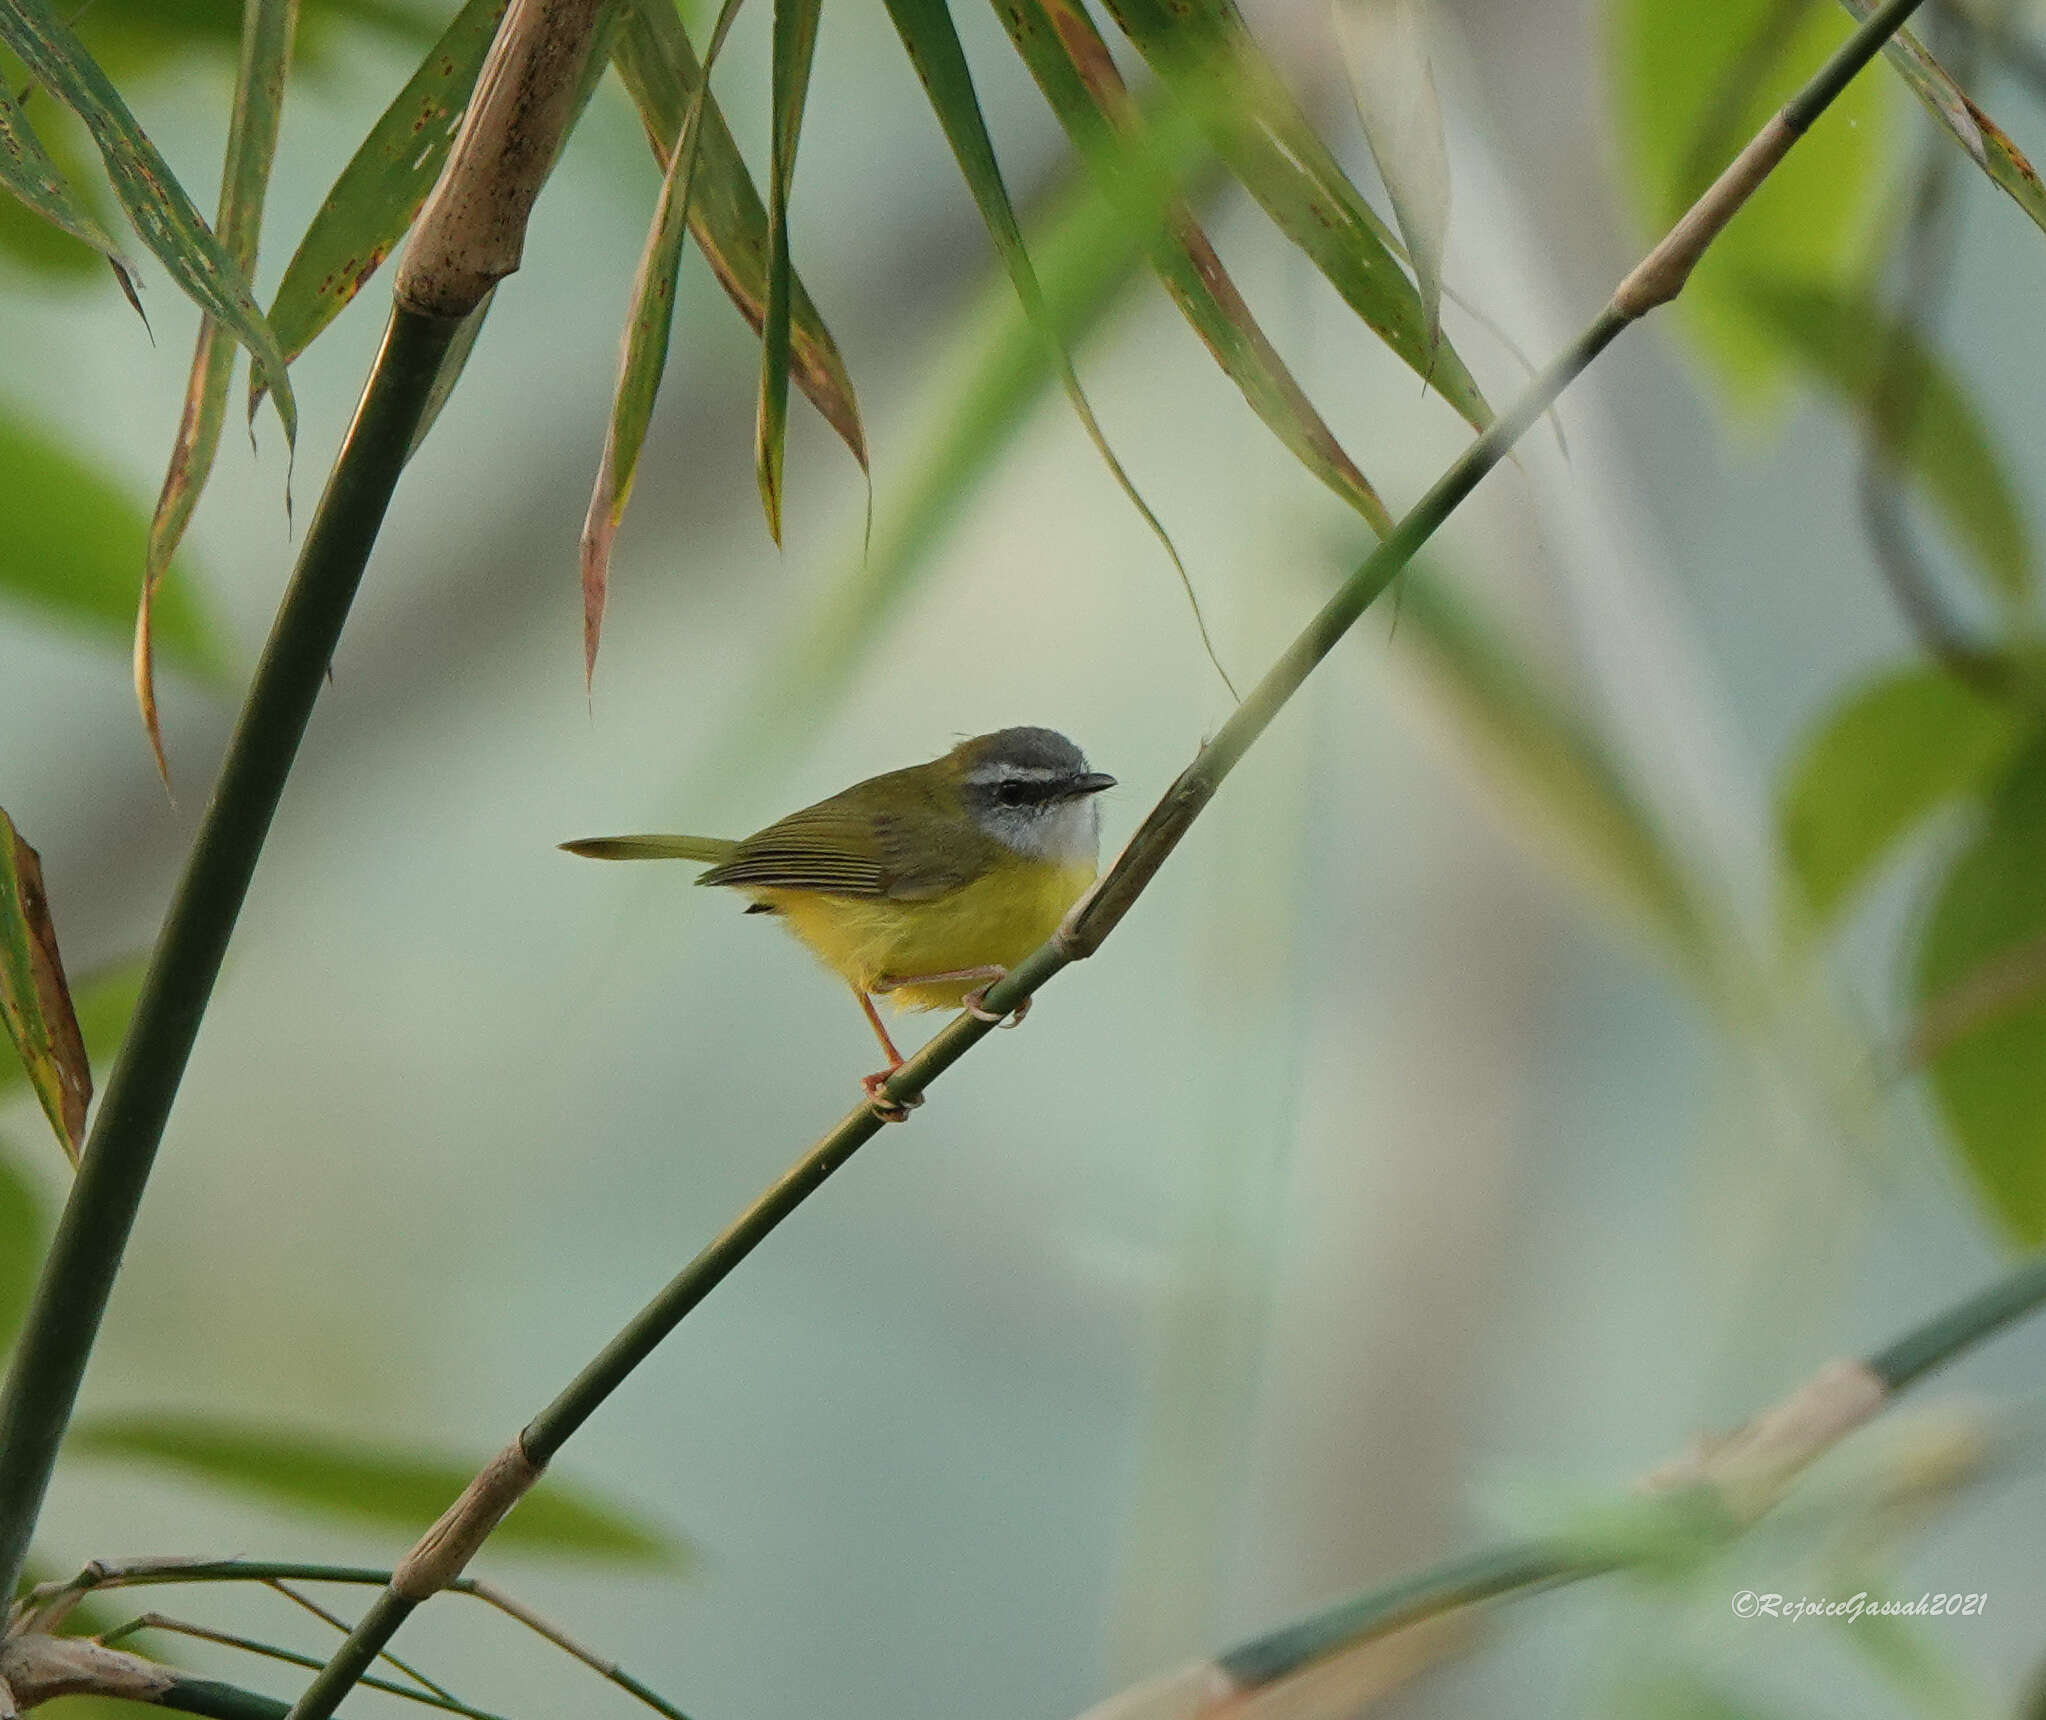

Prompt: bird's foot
xmin=962 ymin=983 xmax=1029 ymax=1028
xmin=861 ymin=1069 xmax=923 ymax=1123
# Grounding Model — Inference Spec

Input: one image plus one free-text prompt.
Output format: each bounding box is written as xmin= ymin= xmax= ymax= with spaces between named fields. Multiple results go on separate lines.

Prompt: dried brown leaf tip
xmin=0 ymin=809 xmax=93 ymax=1164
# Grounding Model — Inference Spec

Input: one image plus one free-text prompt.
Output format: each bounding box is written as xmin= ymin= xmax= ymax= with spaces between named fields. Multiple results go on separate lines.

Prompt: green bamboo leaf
xmin=1912 ymin=734 xmax=2046 ymax=1246
xmin=0 ymin=0 xmax=296 ymax=444
xmin=257 ymin=0 xmax=509 ymax=405
xmin=0 ymin=405 xmax=224 ymax=680
xmin=1389 ymin=567 xmax=1720 ymax=987
xmin=1840 ymin=0 xmax=2046 ymax=236
xmin=1097 ymin=0 xmax=1491 ymax=433
xmin=882 ymin=0 xmax=1232 ymax=691
xmin=756 ymin=0 xmax=820 ymax=544
xmin=993 ymin=0 xmax=1390 ymax=535
xmin=0 ymin=78 xmax=141 ymax=306
xmin=1607 ymin=0 xmax=1890 ymax=404
xmin=1779 ymin=662 xmax=2027 ymax=927
xmin=138 ymin=0 xmax=299 ymax=789
xmin=71 ymin=1415 xmax=691 ymax=1564
xmin=695 ymin=139 xmax=1241 ymax=795
xmin=0 ymin=962 xmax=143 ymax=1109
xmin=609 ymin=0 xmax=866 ymax=467
xmin=0 ymin=809 xmax=91 ymax=1165
xmin=0 ymin=101 xmax=115 ymax=278
xmin=0 ymin=1146 xmax=45 ymax=1346
xmin=1331 ymin=0 xmax=1448 ymax=341
xmin=582 ymin=0 xmax=744 ymax=684
xmin=1742 ymin=277 xmax=2030 ymax=606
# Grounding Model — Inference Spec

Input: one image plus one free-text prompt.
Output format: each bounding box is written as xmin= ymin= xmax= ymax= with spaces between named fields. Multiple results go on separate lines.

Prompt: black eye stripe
xmin=988 ymin=777 xmax=1067 ymax=807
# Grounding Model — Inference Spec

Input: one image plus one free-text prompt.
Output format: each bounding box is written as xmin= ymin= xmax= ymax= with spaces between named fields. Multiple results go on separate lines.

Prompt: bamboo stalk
xmin=275 ymin=3 xmax=1939 ymax=1715
xmin=0 ymin=305 xmax=459 ymax=1606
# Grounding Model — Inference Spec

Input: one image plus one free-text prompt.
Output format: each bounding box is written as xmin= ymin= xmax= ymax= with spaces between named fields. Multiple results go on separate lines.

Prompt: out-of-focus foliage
xmin=1608 ymin=0 xmax=1891 ymax=403
xmin=1743 ymin=280 xmax=2032 ymax=609
xmin=0 ymin=407 xmax=223 ymax=678
xmin=70 ymin=1414 xmax=690 ymax=1562
xmin=1913 ymin=736 xmax=2046 ymax=1246
xmin=1779 ymin=663 xmax=2028 ymax=927
xmin=0 ymin=1150 xmax=41 ymax=1347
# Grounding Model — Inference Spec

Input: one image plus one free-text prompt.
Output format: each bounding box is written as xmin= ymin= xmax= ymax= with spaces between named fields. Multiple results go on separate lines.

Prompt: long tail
xmin=559 ymin=833 xmax=739 ymax=863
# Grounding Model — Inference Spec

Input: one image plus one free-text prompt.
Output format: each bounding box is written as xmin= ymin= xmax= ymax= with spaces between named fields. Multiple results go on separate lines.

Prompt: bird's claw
xmin=962 ymin=985 xmax=1030 ymax=1028
xmin=862 ymin=1070 xmax=922 ymax=1123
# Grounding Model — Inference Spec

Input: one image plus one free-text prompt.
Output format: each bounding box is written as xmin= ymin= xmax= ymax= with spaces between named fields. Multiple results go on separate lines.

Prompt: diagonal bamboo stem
xmin=0 ymin=305 xmax=459 ymax=1607
xmin=274 ymin=3 xmax=1939 ymax=1716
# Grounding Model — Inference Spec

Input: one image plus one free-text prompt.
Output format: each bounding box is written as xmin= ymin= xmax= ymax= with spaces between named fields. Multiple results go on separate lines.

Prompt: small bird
xmin=563 ymin=727 xmax=1115 ymax=1118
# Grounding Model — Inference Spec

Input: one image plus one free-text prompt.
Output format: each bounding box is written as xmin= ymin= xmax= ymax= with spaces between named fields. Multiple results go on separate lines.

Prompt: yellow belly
xmin=750 ymin=857 xmax=1095 ymax=1010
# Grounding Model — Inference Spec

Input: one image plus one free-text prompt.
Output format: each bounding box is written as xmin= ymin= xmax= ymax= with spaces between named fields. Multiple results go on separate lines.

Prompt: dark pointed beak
xmin=1074 ymin=772 xmax=1117 ymax=796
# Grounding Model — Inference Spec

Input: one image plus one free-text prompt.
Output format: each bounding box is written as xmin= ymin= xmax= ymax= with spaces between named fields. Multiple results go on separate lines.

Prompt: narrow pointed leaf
xmin=0 ymin=809 xmax=91 ymax=1165
xmin=1742 ymin=277 xmax=2030 ymax=606
xmin=994 ymin=0 xmax=1390 ymax=535
xmin=582 ymin=0 xmax=745 ymax=684
xmin=0 ymin=959 xmax=145 ymax=1109
xmin=0 ymin=78 xmax=140 ymax=305
xmin=0 ymin=0 xmax=295 ymax=443
xmin=257 ymin=0 xmax=509 ymax=408
xmin=757 ymin=0 xmax=821 ymax=543
xmin=1839 ymin=0 xmax=2046 ymax=235
xmin=139 ymin=0 xmax=299 ymax=788
xmin=1331 ymin=0 xmax=1449 ymax=340
xmin=1913 ymin=734 xmax=2046 ymax=1246
xmin=882 ymin=0 xmax=1232 ymax=689
xmin=0 ymin=405 xmax=224 ymax=680
xmin=1098 ymin=0 xmax=1490 ymax=431
xmin=71 ymin=1415 xmax=690 ymax=1563
xmin=609 ymin=0 xmax=865 ymax=463
xmin=1778 ymin=663 xmax=2027 ymax=927
xmin=703 ymin=140 xmax=1208 ymax=790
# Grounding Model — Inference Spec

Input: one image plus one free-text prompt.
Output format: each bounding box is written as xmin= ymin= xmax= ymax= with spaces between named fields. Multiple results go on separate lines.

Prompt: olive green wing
xmin=698 ymin=772 xmax=986 ymax=900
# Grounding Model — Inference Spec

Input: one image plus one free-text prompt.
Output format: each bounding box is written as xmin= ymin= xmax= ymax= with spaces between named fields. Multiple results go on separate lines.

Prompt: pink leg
xmin=853 ymin=987 xmax=919 ymax=1122
xmin=875 ymin=965 xmax=1028 ymax=1028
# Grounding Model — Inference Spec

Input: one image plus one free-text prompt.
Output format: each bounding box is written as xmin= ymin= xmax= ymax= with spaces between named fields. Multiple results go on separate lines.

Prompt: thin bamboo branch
xmin=1208 ymin=1254 xmax=2046 ymax=1694
xmin=265 ymin=1581 xmax=456 ymax=1704
xmin=272 ymin=3 xmax=1938 ymax=1715
xmin=97 ymin=1614 xmax=507 ymax=1720
xmin=0 ymin=305 xmax=459 ymax=1609
xmin=11 ymin=1560 xmax=695 ymax=1720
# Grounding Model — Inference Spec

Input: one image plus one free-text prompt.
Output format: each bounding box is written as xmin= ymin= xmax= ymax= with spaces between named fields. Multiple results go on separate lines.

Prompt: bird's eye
xmin=995 ymin=782 xmax=1027 ymax=807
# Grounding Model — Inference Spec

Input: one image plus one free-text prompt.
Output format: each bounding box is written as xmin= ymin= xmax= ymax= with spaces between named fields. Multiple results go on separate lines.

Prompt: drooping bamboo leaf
xmin=882 ymin=0 xmax=1232 ymax=691
xmin=1913 ymin=734 xmax=2046 ymax=1246
xmin=1098 ymin=0 xmax=1491 ymax=432
xmin=582 ymin=0 xmax=745 ymax=685
xmin=993 ymin=0 xmax=1390 ymax=535
xmin=0 ymin=1145 xmax=42 ymax=1346
xmin=0 ymin=405 xmax=225 ymax=680
xmin=0 ymin=810 xmax=91 ymax=1165
xmin=694 ymin=137 xmax=1217 ymax=793
xmin=1839 ymin=0 xmax=2046 ymax=235
xmin=1388 ymin=566 xmax=1721 ymax=988
xmin=1778 ymin=662 xmax=2027 ymax=928
xmin=609 ymin=0 xmax=865 ymax=460
xmin=757 ymin=0 xmax=820 ymax=543
xmin=0 ymin=78 xmax=141 ymax=308
xmin=0 ymin=0 xmax=296 ymax=443
xmin=256 ymin=0 xmax=509 ymax=411
xmin=1331 ymin=0 xmax=1449 ymax=342
xmin=71 ymin=1415 xmax=690 ymax=1563
xmin=1608 ymin=0 xmax=1890 ymax=404
xmin=138 ymin=0 xmax=299 ymax=789
xmin=1742 ymin=278 xmax=2030 ymax=606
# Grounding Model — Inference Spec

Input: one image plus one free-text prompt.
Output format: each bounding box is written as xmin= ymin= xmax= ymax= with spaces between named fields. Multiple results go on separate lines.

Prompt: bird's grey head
xmin=953 ymin=727 xmax=1115 ymax=863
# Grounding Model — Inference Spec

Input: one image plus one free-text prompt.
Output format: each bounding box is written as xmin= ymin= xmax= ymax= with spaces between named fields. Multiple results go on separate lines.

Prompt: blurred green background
xmin=3 ymin=0 xmax=2045 ymax=1716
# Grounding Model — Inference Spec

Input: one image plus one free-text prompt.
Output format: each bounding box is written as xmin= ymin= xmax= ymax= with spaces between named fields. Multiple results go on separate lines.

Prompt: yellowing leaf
xmin=0 ymin=809 xmax=92 ymax=1165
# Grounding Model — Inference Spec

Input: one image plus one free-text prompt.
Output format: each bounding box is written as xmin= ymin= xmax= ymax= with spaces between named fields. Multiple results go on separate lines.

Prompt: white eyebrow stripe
xmin=966 ymin=765 xmax=1068 ymax=784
